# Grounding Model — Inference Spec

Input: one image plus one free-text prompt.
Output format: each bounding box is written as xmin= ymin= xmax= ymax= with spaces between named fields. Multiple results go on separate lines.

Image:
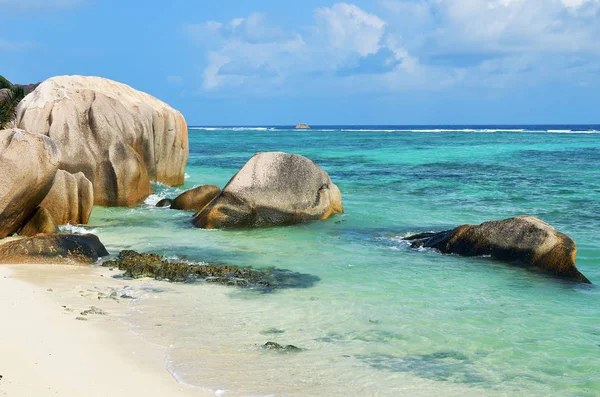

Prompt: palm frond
xmin=0 ymin=75 xmax=13 ymax=90
xmin=0 ymin=86 xmax=26 ymax=129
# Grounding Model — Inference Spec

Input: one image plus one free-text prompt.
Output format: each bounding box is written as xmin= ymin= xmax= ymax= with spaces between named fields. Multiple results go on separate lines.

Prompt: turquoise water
xmin=83 ymin=127 xmax=599 ymax=396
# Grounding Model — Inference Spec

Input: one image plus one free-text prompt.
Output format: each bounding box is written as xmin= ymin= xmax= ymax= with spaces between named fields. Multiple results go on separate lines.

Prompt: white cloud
xmin=185 ymin=3 xmax=416 ymax=93
xmin=184 ymin=1 xmax=600 ymax=95
xmin=315 ymin=3 xmax=386 ymax=57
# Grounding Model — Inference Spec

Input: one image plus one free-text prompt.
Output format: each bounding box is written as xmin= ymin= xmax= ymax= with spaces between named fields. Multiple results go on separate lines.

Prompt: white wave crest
xmin=189 ymin=127 xmax=276 ymax=132
xmin=58 ymin=223 xmax=98 ymax=234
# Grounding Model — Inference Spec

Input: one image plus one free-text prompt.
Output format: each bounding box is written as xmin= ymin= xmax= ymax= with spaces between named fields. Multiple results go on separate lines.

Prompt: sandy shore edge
xmin=0 ymin=264 xmax=215 ymax=397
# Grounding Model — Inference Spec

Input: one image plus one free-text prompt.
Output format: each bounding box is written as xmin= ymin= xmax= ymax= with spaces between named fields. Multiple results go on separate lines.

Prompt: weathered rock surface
xmin=19 ymin=207 xmax=58 ymax=236
xmin=40 ymin=169 xmax=94 ymax=225
xmin=0 ymin=233 xmax=109 ymax=264
xmin=193 ymin=152 xmax=343 ymax=229
xmin=170 ymin=185 xmax=220 ymax=211
xmin=405 ymin=216 xmax=591 ymax=283
xmin=155 ymin=198 xmax=172 ymax=208
xmin=17 ymin=75 xmax=189 ymax=207
xmin=295 ymin=123 xmax=310 ymax=129
xmin=102 ymin=250 xmax=320 ymax=291
xmin=0 ymin=128 xmax=60 ymax=238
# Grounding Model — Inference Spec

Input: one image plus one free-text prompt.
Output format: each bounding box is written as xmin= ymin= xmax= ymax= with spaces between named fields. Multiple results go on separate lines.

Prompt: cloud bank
xmin=184 ymin=1 xmax=600 ymax=95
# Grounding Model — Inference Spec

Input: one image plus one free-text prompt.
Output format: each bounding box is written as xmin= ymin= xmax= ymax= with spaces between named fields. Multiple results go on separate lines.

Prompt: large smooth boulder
xmin=193 ymin=152 xmax=343 ymax=229
xmin=0 ymin=233 xmax=109 ymax=264
xmin=405 ymin=216 xmax=591 ymax=283
xmin=40 ymin=169 xmax=94 ymax=225
xmin=17 ymin=75 xmax=189 ymax=207
xmin=0 ymin=128 xmax=60 ymax=239
xmin=170 ymin=185 xmax=220 ymax=211
xmin=19 ymin=207 xmax=58 ymax=237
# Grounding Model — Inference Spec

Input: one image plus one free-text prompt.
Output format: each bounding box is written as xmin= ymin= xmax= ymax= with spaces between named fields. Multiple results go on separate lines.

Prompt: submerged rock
xmin=193 ymin=152 xmax=343 ymax=229
xmin=102 ymin=250 xmax=320 ymax=291
xmin=170 ymin=185 xmax=220 ymax=211
xmin=155 ymin=198 xmax=173 ymax=208
xmin=17 ymin=75 xmax=189 ymax=207
xmin=0 ymin=233 xmax=109 ymax=264
xmin=404 ymin=216 xmax=591 ymax=284
xmin=19 ymin=207 xmax=58 ymax=236
xmin=262 ymin=341 xmax=302 ymax=352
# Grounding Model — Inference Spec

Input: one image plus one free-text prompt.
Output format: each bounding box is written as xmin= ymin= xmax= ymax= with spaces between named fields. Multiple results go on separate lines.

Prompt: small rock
xmin=155 ymin=198 xmax=173 ymax=208
xmin=262 ymin=341 xmax=302 ymax=352
xmin=75 ymin=317 xmax=88 ymax=321
xmin=47 ymin=288 xmax=53 ymax=292
xmin=260 ymin=328 xmax=285 ymax=335
xmin=80 ymin=306 xmax=107 ymax=316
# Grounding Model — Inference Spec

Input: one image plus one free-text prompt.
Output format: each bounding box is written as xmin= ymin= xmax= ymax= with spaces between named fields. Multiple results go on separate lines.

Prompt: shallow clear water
xmin=84 ymin=127 xmax=599 ymax=396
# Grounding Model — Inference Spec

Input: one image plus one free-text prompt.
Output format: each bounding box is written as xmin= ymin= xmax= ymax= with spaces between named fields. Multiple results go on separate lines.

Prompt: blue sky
xmin=1 ymin=0 xmax=599 ymax=125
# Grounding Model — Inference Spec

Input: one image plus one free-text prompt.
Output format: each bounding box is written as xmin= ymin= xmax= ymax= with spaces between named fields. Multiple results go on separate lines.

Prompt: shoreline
xmin=0 ymin=264 xmax=214 ymax=397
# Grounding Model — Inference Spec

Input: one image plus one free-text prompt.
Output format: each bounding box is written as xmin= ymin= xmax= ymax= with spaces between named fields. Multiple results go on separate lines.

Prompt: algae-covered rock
xmin=404 ymin=216 xmax=591 ymax=284
xmin=102 ymin=250 xmax=319 ymax=291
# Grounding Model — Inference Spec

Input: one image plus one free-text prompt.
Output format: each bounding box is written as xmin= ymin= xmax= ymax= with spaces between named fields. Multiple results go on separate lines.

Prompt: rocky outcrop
xmin=19 ymin=207 xmax=57 ymax=236
xmin=39 ymin=169 xmax=94 ymax=225
xmin=170 ymin=185 xmax=220 ymax=211
xmin=0 ymin=233 xmax=109 ymax=264
xmin=102 ymin=250 xmax=320 ymax=291
xmin=155 ymin=198 xmax=172 ymax=208
xmin=193 ymin=152 xmax=343 ymax=229
xmin=295 ymin=123 xmax=310 ymax=129
xmin=17 ymin=75 xmax=189 ymax=207
xmin=0 ymin=128 xmax=60 ymax=239
xmin=405 ymin=216 xmax=591 ymax=283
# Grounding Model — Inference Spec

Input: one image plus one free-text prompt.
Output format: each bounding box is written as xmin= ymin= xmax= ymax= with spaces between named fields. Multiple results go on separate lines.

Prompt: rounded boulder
xmin=40 ymin=169 xmax=94 ymax=225
xmin=193 ymin=152 xmax=343 ymax=229
xmin=17 ymin=75 xmax=189 ymax=207
xmin=0 ymin=128 xmax=60 ymax=238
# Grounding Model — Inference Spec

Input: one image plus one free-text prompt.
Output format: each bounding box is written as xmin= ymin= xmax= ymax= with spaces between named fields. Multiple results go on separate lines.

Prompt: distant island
xmin=295 ymin=123 xmax=310 ymax=129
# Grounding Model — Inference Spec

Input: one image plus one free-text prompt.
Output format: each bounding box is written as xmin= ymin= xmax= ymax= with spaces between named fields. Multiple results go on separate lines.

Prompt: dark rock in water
xmin=155 ymin=198 xmax=173 ymax=208
xmin=404 ymin=216 xmax=591 ymax=284
xmin=170 ymin=185 xmax=220 ymax=211
xmin=102 ymin=250 xmax=320 ymax=291
xmin=260 ymin=328 xmax=286 ymax=335
xmin=19 ymin=207 xmax=58 ymax=236
xmin=0 ymin=233 xmax=109 ymax=264
xmin=263 ymin=341 xmax=302 ymax=352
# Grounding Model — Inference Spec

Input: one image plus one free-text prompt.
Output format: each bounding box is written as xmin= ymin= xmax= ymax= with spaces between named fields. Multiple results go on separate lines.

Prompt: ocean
xmin=74 ymin=126 xmax=600 ymax=396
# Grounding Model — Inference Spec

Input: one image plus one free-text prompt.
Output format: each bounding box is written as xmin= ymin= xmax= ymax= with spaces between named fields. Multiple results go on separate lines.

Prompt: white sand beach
xmin=0 ymin=265 xmax=214 ymax=397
